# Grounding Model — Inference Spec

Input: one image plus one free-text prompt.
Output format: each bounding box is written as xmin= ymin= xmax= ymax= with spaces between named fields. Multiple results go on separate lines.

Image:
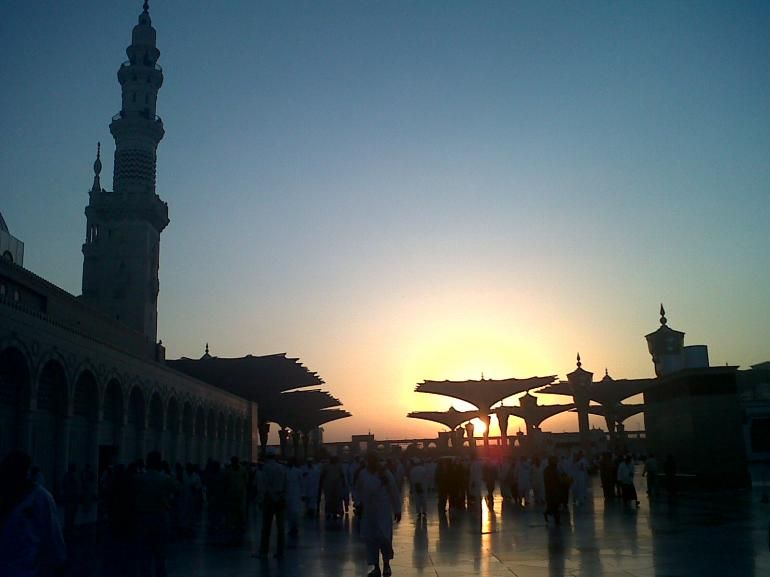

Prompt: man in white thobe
xmin=356 ymin=454 xmax=401 ymax=577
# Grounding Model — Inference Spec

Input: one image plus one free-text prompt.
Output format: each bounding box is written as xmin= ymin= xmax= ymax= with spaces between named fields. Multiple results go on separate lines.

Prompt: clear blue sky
xmin=2 ymin=1 xmax=769 ymax=440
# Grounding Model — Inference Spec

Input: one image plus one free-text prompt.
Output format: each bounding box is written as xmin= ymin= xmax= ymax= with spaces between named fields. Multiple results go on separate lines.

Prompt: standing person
xmin=257 ymin=453 xmax=287 ymax=560
xmin=285 ymin=459 xmax=303 ymax=540
xmin=60 ymin=463 xmax=80 ymax=534
xmin=0 ymin=451 xmax=67 ymax=577
xmin=571 ymin=452 xmax=589 ymax=507
xmin=482 ymin=460 xmax=497 ymax=504
xmin=320 ymin=456 xmax=346 ymax=519
xmin=409 ymin=459 xmax=428 ymax=518
xmin=543 ymin=456 xmax=562 ymax=526
xmin=134 ymin=451 xmax=179 ymax=577
xmin=80 ymin=463 xmax=96 ymax=520
xmin=617 ymin=455 xmax=639 ymax=507
xmin=222 ymin=457 xmax=248 ymax=541
xmin=532 ymin=457 xmax=546 ymax=505
xmin=435 ymin=458 xmax=451 ymax=513
xmin=301 ymin=459 xmax=321 ymax=517
xmin=642 ymin=454 xmax=659 ymax=498
xmin=599 ymin=452 xmax=616 ymax=499
xmin=356 ymin=454 xmax=401 ymax=577
xmin=517 ymin=458 xmax=533 ymax=507
xmin=467 ymin=454 xmax=483 ymax=509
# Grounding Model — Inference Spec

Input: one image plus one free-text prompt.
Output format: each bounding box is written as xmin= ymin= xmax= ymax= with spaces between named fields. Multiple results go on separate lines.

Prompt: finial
xmin=576 ymin=352 xmax=582 ymax=368
xmin=605 ymin=368 xmax=609 ymax=377
xmin=481 ymin=371 xmax=485 ymax=381
xmin=205 ymin=342 xmax=209 ymax=355
xmin=143 ymin=0 xmax=149 ymax=12
xmin=91 ymin=142 xmax=102 ymax=193
xmin=660 ymin=303 xmax=667 ymax=325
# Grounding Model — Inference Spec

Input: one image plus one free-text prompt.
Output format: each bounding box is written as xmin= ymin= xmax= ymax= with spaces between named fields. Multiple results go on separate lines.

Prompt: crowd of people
xmin=0 ymin=447 xmax=663 ymax=577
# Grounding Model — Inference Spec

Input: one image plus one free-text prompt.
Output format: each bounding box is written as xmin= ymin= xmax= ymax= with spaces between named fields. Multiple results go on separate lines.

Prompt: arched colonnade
xmin=0 ymin=340 xmax=250 ymax=491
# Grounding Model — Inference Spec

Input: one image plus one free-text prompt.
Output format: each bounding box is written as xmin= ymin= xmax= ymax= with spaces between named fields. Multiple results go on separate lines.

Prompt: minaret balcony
xmin=112 ymin=110 xmax=162 ymax=123
xmin=121 ymin=60 xmax=162 ymax=73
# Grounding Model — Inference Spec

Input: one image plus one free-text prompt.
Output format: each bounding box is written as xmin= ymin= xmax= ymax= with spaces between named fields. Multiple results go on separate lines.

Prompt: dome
xmin=0 ymin=211 xmax=8 ymax=233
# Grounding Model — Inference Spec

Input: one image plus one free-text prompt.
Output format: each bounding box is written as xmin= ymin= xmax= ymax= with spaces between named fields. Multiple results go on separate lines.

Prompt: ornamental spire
xmin=576 ymin=352 xmax=582 ymax=369
xmin=660 ymin=303 xmax=667 ymax=326
xmin=90 ymin=142 xmax=102 ymax=193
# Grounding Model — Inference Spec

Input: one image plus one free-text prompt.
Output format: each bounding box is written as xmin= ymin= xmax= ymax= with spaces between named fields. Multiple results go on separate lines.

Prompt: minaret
xmin=81 ymin=1 xmax=169 ymax=344
xmin=644 ymin=304 xmax=686 ymax=377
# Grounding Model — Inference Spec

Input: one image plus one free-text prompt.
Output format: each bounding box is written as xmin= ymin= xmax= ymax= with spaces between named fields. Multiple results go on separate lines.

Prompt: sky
xmin=2 ymin=1 xmax=769 ymax=442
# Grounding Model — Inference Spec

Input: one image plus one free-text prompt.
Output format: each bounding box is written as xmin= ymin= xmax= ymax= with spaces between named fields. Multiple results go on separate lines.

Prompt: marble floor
xmin=67 ymin=477 xmax=770 ymax=577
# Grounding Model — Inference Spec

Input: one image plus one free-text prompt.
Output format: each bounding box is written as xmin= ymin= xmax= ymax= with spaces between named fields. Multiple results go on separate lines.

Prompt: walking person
xmin=409 ymin=459 xmax=428 ymax=518
xmin=543 ymin=456 xmax=562 ymax=526
xmin=356 ymin=454 xmax=402 ymax=577
xmin=257 ymin=453 xmax=287 ymax=560
xmin=643 ymin=454 xmax=659 ymax=498
xmin=617 ymin=455 xmax=640 ymax=507
xmin=0 ymin=451 xmax=67 ymax=577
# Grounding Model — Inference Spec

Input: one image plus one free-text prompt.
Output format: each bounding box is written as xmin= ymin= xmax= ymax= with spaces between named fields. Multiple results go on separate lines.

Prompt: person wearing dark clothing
xmin=543 ymin=457 xmax=561 ymax=526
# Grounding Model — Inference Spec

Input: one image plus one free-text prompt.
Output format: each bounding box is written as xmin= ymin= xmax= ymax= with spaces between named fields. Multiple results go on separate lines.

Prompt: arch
xmin=102 ymin=378 xmax=124 ymax=424
xmin=148 ymin=392 xmax=164 ymax=432
xmin=167 ymin=397 xmax=180 ymax=432
xmin=147 ymin=392 xmax=164 ymax=454
xmin=37 ymin=359 xmax=68 ymax=417
xmin=35 ymin=358 xmax=68 ymax=485
xmin=0 ymin=346 xmax=31 ymax=410
xmin=195 ymin=405 xmax=206 ymax=439
xmin=33 ymin=349 xmax=69 ymax=401
xmin=72 ymin=370 xmax=99 ymax=421
xmin=128 ymin=386 xmax=145 ymax=427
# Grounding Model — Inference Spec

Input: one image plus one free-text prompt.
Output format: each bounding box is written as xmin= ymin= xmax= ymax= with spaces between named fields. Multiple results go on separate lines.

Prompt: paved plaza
xmin=65 ymin=476 xmax=770 ymax=577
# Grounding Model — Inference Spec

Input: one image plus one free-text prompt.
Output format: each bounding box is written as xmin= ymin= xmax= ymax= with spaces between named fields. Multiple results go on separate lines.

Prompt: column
xmin=56 ymin=417 xmax=73 ymax=489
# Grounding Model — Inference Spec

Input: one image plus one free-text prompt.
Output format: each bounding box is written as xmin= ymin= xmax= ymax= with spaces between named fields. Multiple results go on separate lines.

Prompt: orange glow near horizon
xmin=470 ymin=417 xmax=486 ymax=435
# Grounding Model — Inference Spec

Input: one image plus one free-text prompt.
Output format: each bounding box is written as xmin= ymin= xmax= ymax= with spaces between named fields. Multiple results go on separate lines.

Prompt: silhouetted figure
xmin=356 ymin=454 xmax=401 ymax=577
xmin=543 ymin=456 xmax=561 ymax=526
xmin=599 ymin=452 xmax=616 ymax=499
xmin=617 ymin=455 xmax=639 ymax=507
xmin=483 ymin=460 xmax=497 ymax=503
xmin=61 ymin=463 xmax=80 ymax=534
xmin=134 ymin=451 xmax=178 ymax=577
xmin=643 ymin=454 xmax=659 ymax=498
xmin=257 ymin=453 xmax=287 ymax=559
xmin=0 ymin=451 xmax=66 ymax=576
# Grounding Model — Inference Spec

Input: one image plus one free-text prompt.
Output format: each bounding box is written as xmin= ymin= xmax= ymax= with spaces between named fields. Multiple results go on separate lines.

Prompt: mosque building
xmin=0 ymin=2 xmax=346 ymax=490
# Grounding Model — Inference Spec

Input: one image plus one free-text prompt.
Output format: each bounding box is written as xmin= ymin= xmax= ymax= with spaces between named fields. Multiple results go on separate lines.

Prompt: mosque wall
xmin=0 ymin=274 xmax=256 ymax=495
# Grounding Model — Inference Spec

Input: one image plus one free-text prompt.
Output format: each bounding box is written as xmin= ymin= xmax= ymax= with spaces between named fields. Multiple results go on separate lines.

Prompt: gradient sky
xmin=2 ymin=1 xmax=769 ymax=441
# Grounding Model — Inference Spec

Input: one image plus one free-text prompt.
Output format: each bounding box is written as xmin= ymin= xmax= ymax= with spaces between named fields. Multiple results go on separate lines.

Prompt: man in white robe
xmin=356 ymin=454 xmax=401 ymax=577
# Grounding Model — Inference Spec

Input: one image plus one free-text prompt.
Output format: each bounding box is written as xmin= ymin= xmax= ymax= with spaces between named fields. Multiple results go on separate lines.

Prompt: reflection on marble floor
xmin=67 ymin=477 xmax=770 ymax=577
